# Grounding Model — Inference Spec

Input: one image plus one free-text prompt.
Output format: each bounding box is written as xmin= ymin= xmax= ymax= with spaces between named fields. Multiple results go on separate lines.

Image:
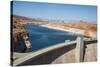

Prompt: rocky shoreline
xmin=41 ymin=23 xmax=97 ymax=38
xmin=12 ymin=20 xmax=32 ymax=53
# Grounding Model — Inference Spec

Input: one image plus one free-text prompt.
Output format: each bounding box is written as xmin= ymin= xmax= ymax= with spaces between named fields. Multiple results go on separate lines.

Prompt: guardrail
xmin=13 ymin=36 xmax=97 ymax=66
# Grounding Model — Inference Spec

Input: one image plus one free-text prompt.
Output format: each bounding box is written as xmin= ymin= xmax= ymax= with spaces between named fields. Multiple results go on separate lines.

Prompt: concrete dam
xmin=12 ymin=24 xmax=97 ymax=66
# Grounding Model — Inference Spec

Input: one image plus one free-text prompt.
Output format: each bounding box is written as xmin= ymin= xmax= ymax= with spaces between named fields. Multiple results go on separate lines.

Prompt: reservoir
xmin=24 ymin=24 xmax=77 ymax=51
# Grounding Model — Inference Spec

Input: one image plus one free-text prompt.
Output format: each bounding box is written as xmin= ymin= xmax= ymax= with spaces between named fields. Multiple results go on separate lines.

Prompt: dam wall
xmin=13 ymin=37 xmax=97 ymax=66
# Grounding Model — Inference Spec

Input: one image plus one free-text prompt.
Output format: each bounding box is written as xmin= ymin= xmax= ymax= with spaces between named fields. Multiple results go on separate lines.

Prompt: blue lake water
xmin=24 ymin=24 xmax=77 ymax=51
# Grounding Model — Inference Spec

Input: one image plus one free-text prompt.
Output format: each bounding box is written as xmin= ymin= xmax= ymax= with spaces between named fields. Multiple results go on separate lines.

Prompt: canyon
xmin=12 ymin=15 xmax=97 ymax=38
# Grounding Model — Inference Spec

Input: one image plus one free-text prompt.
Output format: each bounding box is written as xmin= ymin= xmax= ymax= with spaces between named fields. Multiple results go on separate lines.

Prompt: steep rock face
xmin=12 ymin=19 xmax=29 ymax=52
xmin=12 ymin=32 xmax=27 ymax=52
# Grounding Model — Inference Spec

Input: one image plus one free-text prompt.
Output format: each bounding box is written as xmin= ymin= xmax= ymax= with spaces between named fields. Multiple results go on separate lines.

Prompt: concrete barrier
xmin=13 ymin=37 xmax=97 ymax=66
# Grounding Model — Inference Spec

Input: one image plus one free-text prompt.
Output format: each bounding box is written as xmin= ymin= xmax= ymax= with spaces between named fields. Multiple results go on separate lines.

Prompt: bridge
xmin=12 ymin=36 xmax=97 ymax=66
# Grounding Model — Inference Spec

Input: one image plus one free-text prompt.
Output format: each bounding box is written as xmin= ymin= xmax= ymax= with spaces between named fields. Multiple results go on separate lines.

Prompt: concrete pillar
xmin=75 ymin=36 xmax=84 ymax=62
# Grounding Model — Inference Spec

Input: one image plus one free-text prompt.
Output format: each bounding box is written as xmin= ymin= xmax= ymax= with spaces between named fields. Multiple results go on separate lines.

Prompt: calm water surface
xmin=24 ymin=24 xmax=77 ymax=51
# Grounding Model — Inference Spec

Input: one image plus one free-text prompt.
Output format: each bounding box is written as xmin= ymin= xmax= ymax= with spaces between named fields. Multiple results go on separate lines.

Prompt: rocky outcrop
xmin=12 ymin=32 xmax=26 ymax=52
xmin=12 ymin=20 xmax=32 ymax=53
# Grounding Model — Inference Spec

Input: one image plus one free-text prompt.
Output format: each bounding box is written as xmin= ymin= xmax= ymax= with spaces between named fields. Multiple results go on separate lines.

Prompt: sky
xmin=11 ymin=1 xmax=97 ymax=22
